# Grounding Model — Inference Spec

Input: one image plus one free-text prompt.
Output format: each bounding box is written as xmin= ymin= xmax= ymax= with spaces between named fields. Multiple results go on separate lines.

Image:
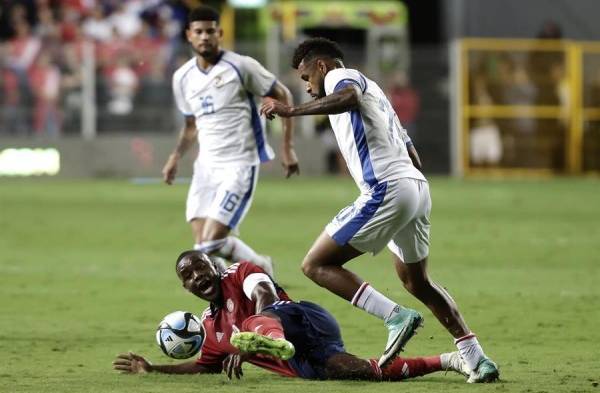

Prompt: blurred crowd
xmin=0 ymin=0 xmax=194 ymax=136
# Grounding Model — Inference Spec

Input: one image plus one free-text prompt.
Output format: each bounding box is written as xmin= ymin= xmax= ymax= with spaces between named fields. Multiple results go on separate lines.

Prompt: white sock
xmin=351 ymin=282 xmax=399 ymax=322
xmin=193 ymin=244 xmax=228 ymax=272
xmin=196 ymin=237 xmax=273 ymax=276
xmin=455 ymin=333 xmax=485 ymax=372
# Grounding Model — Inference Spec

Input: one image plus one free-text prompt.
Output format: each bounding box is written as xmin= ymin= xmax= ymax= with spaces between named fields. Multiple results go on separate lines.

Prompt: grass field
xmin=1 ymin=177 xmax=599 ymax=393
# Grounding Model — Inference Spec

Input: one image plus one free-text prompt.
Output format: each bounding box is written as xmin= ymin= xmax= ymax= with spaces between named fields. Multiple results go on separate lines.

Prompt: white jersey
xmin=172 ymin=51 xmax=276 ymax=167
xmin=324 ymin=68 xmax=426 ymax=192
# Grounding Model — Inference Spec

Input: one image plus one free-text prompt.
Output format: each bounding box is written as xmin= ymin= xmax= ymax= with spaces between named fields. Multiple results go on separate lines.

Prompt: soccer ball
xmin=156 ymin=311 xmax=204 ymax=359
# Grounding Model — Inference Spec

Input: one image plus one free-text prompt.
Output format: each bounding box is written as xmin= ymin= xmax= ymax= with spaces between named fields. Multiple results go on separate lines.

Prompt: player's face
xmin=176 ymin=254 xmax=221 ymax=302
xmin=186 ymin=20 xmax=222 ymax=58
xmin=298 ymin=58 xmax=327 ymax=99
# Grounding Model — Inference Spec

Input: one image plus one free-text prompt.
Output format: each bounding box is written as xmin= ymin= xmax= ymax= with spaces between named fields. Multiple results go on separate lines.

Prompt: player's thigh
xmin=186 ymin=164 xmax=218 ymax=222
xmin=303 ymin=230 xmax=363 ymax=268
xmin=326 ymin=180 xmax=419 ymax=256
xmin=388 ymin=179 xmax=432 ymax=264
xmin=207 ymin=165 xmax=258 ymax=231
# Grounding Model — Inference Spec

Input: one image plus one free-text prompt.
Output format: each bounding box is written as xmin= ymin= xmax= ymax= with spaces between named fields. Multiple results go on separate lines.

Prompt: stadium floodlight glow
xmin=0 ymin=148 xmax=60 ymax=176
xmin=227 ymin=0 xmax=267 ymax=8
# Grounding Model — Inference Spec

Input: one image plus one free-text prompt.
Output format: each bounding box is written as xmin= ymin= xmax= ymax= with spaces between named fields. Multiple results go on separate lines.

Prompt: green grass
xmin=1 ymin=177 xmax=599 ymax=392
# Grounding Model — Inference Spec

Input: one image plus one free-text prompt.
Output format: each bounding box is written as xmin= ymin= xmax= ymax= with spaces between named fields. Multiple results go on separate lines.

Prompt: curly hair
xmin=291 ymin=37 xmax=344 ymax=69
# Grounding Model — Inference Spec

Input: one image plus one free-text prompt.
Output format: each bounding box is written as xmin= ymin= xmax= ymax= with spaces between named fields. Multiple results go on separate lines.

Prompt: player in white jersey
xmin=162 ymin=6 xmax=299 ymax=276
xmin=260 ymin=37 xmax=499 ymax=383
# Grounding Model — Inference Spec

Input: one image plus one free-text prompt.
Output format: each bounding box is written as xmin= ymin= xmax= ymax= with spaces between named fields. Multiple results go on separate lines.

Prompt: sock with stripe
xmin=375 ymin=356 xmax=442 ymax=381
xmin=241 ymin=315 xmax=285 ymax=340
xmin=351 ymin=282 xmax=400 ymax=322
xmin=196 ymin=237 xmax=273 ymax=275
xmin=193 ymin=243 xmax=227 ymax=272
xmin=455 ymin=333 xmax=485 ymax=371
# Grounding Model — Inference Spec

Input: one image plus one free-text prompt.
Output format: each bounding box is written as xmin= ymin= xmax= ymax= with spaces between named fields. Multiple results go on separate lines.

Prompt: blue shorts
xmin=262 ymin=300 xmax=346 ymax=379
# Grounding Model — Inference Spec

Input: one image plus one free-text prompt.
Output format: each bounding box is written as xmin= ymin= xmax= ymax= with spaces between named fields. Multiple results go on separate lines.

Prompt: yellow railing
xmin=458 ymin=38 xmax=600 ymax=176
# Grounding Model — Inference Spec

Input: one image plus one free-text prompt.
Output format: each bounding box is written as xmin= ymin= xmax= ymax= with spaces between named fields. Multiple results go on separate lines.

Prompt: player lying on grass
xmin=113 ymin=251 xmax=469 ymax=380
xmin=259 ymin=37 xmax=499 ymax=382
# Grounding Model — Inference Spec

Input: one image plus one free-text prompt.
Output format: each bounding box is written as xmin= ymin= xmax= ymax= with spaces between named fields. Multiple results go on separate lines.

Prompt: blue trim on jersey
xmin=331 ymin=182 xmax=388 ymax=246
xmin=333 ymin=78 xmax=362 ymax=92
xmin=334 ymin=79 xmax=376 ymax=187
xmin=350 ymin=109 xmax=378 ymax=187
xmin=228 ymin=166 xmax=256 ymax=229
xmin=247 ymin=93 xmax=271 ymax=162
xmin=221 ymin=57 xmax=243 ymax=83
xmin=358 ymin=73 xmax=367 ymax=93
xmin=221 ymin=57 xmax=272 ymax=163
xmin=263 ymin=79 xmax=277 ymax=97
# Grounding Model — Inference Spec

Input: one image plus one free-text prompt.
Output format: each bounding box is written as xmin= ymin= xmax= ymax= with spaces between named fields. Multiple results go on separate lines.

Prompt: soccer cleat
xmin=467 ymin=357 xmax=500 ymax=383
xmin=230 ymin=332 xmax=295 ymax=360
xmin=378 ymin=308 xmax=424 ymax=367
xmin=441 ymin=351 xmax=470 ymax=377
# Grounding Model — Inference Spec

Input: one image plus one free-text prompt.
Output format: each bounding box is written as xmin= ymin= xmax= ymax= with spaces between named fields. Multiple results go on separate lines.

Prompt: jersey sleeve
xmin=324 ymin=69 xmax=367 ymax=96
xmin=240 ymin=55 xmax=277 ymax=97
xmin=172 ymin=73 xmax=193 ymax=116
xmin=227 ymin=261 xmax=266 ymax=287
xmin=243 ymin=273 xmax=275 ymax=300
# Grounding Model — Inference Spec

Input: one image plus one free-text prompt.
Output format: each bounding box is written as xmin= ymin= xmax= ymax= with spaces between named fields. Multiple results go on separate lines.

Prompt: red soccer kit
xmin=195 ymin=262 xmax=297 ymax=377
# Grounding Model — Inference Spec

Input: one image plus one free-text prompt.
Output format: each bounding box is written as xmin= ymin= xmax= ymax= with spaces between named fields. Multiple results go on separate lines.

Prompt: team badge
xmin=214 ymin=76 xmax=223 ymax=88
xmin=226 ymin=298 xmax=234 ymax=313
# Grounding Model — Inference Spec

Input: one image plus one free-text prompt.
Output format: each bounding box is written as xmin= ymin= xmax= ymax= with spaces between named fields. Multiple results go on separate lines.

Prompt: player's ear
xmin=317 ymin=59 xmax=327 ymax=75
xmin=185 ymin=28 xmax=192 ymax=43
xmin=218 ymin=27 xmax=223 ymax=38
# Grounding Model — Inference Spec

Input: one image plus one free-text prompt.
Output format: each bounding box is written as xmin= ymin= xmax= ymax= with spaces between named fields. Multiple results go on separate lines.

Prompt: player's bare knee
xmin=301 ymin=259 xmax=317 ymax=279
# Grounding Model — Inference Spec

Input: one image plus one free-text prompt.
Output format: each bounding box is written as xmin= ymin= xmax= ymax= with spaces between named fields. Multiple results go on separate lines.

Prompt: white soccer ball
xmin=156 ymin=311 xmax=203 ymax=359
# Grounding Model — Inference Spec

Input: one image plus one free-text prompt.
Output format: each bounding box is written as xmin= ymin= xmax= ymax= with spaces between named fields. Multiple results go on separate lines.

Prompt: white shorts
xmin=325 ymin=178 xmax=431 ymax=263
xmin=186 ymin=163 xmax=258 ymax=231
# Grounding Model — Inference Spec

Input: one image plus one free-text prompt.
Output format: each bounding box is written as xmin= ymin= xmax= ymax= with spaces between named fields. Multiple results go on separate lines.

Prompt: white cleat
xmin=441 ymin=351 xmax=470 ymax=378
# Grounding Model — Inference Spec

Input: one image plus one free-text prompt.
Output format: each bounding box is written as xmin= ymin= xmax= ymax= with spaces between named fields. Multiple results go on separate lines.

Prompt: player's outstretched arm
xmin=260 ymin=85 xmax=359 ymax=118
xmin=265 ymin=81 xmax=300 ymax=178
xmin=161 ymin=116 xmax=197 ymax=185
xmin=112 ymin=352 xmax=219 ymax=375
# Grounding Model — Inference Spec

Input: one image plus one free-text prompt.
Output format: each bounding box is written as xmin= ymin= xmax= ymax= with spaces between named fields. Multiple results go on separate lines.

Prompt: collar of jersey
xmin=196 ymin=50 xmax=224 ymax=75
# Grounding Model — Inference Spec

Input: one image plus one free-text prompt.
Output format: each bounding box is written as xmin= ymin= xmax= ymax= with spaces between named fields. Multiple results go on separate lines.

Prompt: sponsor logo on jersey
xmin=216 ymin=332 xmax=224 ymax=342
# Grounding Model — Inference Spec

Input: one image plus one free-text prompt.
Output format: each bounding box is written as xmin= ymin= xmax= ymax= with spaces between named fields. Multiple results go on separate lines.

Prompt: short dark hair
xmin=292 ymin=37 xmax=344 ymax=69
xmin=175 ymin=250 xmax=204 ymax=269
xmin=187 ymin=5 xmax=220 ymax=26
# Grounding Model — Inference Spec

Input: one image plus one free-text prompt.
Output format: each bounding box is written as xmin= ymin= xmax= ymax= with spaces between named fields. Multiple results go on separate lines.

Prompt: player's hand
xmin=223 ymin=353 xmax=249 ymax=380
xmin=281 ymin=146 xmax=300 ymax=178
xmin=113 ymin=352 xmax=152 ymax=374
xmin=260 ymin=97 xmax=293 ymax=120
xmin=161 ymin=154 xmax=179 ymax=185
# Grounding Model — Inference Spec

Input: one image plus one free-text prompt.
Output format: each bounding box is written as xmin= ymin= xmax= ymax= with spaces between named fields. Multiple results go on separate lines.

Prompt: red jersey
xmin=195 ymin=262 xmax=296 ymax=377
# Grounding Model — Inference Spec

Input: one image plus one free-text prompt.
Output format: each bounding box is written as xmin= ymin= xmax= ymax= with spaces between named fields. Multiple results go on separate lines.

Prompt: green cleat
xmin=378 ymin=308 xmax=423 ymax=367
xmin=230 ymin=332 xmax=295 ymax=360
xmin=467 ymin=357 xmax=500 ymax=383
